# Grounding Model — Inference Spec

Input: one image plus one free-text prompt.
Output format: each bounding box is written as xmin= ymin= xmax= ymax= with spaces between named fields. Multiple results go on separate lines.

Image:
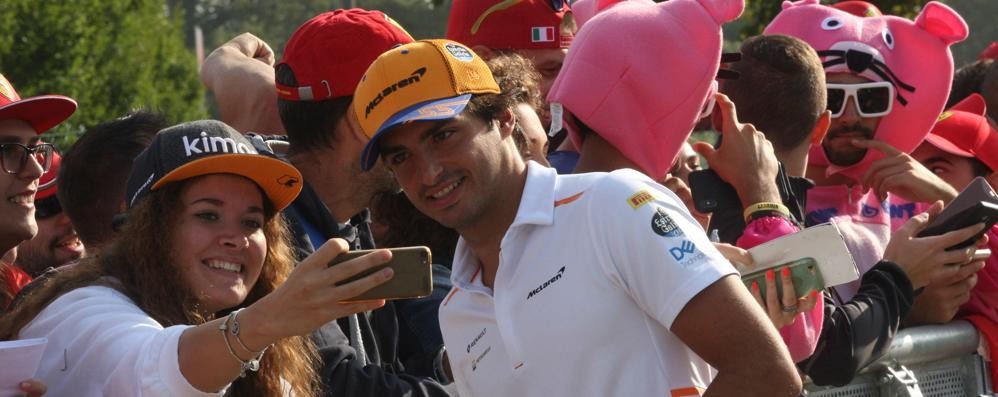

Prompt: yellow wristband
xmin=743 ymin=202 xmax=791 ymax=222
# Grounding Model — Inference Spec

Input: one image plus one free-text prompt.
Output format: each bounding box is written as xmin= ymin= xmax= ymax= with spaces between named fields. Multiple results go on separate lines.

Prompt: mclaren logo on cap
xmin=183 ymin=131 xmax=255 ymax=157
xmin=365 ymin=67 xmax=427 ymax=118
xmin=0 ymin=74 xmax=15 ymax=101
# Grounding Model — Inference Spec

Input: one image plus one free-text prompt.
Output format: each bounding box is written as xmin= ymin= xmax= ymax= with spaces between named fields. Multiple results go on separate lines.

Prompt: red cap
xmin=446 ymin=0 xmax=574 ymax=51
xmin=276 ymin=9 xmax=414 ymax=101
xmin=36 ymin=151 xmax=61 ymax=200
xmin=0 ymin=74 xmax=76 ymax=134
xmin=923 ymin=94 xmax=998 ymax=171
xmin=830 ymin=1 xmax=883 ymax=18
xmin=979 ymin=42 xmax=998 ymax=61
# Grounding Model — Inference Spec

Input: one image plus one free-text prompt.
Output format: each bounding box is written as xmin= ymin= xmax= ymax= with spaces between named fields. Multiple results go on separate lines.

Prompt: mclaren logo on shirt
xmin=527 ymin=266 xmax=565 ymax=300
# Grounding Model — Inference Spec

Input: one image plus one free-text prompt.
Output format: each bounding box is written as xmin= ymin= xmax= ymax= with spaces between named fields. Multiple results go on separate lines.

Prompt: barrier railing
xmin=804 ymin=320 xmax=993 ymax=397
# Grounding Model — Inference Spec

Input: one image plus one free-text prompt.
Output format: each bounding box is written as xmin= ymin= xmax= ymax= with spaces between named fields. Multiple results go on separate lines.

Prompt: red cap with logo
xmin=0 ymin=74 xmax=76 ymax=134
xmin=36 ymin=151 xmax=61 ymax=200
xmin=276 ymin=9 xmax=414 ymax=101
xmin=446 ymin=0 xmax=574 ymax=51
xmin=923 ymin=93 xmax=998 ymax=172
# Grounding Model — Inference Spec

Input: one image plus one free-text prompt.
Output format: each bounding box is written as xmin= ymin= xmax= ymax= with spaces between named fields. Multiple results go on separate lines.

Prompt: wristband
xmin=743 ymin=202 xmax=791 ymax=223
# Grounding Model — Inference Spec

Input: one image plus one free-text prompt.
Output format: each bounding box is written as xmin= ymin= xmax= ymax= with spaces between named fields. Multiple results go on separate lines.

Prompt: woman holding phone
xmin=0 ymin=120 xmax=393 ymax=396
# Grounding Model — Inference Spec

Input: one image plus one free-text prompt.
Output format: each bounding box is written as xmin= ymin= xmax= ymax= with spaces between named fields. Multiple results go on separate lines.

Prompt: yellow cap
xmin=354 ymin=39 xmax=500 ymax=170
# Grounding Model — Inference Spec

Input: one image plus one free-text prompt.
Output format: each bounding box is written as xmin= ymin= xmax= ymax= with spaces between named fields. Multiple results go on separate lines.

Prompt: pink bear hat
xmin=547 ymin=0 xmax=743 ymax=180
xmin=765 ymin=0 xmax=967 ymax=180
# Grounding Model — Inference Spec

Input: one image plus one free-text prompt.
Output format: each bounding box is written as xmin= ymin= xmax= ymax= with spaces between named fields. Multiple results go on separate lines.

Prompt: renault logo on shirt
xmin=527 ymin=266 xmax=565 ymax=300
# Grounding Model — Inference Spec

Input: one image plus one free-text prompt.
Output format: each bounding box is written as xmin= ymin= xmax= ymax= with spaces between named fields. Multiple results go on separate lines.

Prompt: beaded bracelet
xmin=218 ymin=309 xmax=269 ymax=377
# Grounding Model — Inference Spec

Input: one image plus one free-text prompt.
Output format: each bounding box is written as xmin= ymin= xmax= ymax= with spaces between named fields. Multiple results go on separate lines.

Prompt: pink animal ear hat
xmin=547 ymin=0 xmax=743 ymax=180
xmin=765 ymin=0 xmax=968 ymax=179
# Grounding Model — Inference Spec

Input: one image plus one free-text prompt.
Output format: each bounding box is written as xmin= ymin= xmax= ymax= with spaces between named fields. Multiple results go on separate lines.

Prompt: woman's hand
xmin=240 ymin=238 xmax=394 ymax=347
xmin=749 ymin=267 xmax=820 ymax=329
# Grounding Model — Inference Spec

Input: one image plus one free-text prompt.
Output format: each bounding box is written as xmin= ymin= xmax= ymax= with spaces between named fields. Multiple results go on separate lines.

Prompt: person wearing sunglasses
xmin=762 ymin=1 xmax=988 ymax=382
xmin=16 ymin=152 xmax=84 ymax=278
xmin=446 ymin=0 xmax=580 ymax=174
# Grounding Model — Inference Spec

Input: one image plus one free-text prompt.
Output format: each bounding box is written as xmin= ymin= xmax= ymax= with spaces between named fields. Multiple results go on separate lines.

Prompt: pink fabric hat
xmin=547 ymin=0 xmax=743 ymax=179
xmin=765 ymin=0 xmax=967 ymax=180
xmin=571 ymin=0 xmax=654 ymax=28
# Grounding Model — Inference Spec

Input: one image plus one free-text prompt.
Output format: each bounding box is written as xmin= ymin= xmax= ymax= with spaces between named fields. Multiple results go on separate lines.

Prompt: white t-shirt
xmin=440 ymin=163 xmax=737 ymax=397
xmin=18 ymin=284 xmax=224 ymax=396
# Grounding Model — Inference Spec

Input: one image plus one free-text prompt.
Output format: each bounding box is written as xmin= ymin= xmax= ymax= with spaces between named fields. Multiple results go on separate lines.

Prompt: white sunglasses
xmin=826 ymin=81 xmax=894 ymax=118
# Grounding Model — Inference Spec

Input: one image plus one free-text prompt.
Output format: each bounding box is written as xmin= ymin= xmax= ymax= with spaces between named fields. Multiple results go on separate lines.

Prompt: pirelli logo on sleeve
xmin=628 ymin=190 xmax=654 ymax=209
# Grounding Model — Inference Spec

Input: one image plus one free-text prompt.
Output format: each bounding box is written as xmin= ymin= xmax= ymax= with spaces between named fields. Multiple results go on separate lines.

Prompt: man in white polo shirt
xmin=352 ymin=39 xmax=802 ymax=396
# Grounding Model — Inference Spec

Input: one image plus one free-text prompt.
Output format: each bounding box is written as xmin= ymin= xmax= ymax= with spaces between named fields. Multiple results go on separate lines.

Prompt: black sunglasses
xmin=34 ymin=195 xmax=63 ymax=219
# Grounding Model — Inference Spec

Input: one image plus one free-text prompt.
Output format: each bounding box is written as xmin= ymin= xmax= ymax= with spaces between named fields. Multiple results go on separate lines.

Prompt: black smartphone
xmin=331 ymin=246 xmax=433 ymax=302
xmin=917 ymin=202 xmax=998 ymax=250
xmin=689 ymin=164 xmax=794 ymax=214
xmin=916 ymin=177 xmax=998 ymax=250
xmin=689 ymin=169 xmax=739 ymax=214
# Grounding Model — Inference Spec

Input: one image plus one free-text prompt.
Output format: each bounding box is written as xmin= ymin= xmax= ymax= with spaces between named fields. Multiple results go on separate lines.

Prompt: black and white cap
xmin=125 ymin=120 xmax=302 ymax=210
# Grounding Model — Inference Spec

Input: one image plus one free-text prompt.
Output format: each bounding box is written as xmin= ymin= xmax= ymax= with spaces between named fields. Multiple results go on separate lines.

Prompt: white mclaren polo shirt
xmin=439 ymin=162 xmax=737 ymax=397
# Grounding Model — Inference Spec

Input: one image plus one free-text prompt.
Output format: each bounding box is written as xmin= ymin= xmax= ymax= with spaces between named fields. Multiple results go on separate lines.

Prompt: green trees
xmin=0 ymin=0 xmax=205 ymax=148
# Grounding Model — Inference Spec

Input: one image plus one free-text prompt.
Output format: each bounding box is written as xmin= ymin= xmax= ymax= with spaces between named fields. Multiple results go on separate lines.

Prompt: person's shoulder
xmin=578 ymin=168 xmax=676 ymax=209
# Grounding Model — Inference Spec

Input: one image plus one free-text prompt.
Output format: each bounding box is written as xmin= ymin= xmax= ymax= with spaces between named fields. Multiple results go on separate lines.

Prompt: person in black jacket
xmin=201 ymin=10 xmax=455 ymax=397
xmin=271 ymin=10 xmax=455 ymax=397
xmin=705 ymin=34 xmax=985 ymax=386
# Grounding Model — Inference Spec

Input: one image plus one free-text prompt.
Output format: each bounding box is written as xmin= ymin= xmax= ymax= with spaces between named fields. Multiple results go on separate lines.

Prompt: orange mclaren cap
xmin=353 ymin=40 xmax=500 ymax=171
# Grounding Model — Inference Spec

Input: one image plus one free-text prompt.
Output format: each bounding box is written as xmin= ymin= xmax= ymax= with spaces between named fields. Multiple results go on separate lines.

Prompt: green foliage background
xmin=0 ymin=0 xmax=992 ymax=149
xmin=0 ymin=0 xmax=206 ymax=149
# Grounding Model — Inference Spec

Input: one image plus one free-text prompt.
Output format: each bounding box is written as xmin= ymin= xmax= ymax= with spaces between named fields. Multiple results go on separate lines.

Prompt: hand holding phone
xmin=741 ymin=258 xmax=824 ymax=301
xmin=331 ymin=246 xmax=433 ymax=302
xmin=915 ymin=177 xmax=998 ymax=250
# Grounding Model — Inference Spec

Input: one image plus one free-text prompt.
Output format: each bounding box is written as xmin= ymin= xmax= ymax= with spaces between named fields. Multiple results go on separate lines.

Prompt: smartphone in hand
xmin=741 ymin=258 xmax=824 ymax=301
xmin=331 ymin=246 xmax=433 ymax=302
xmin=916 ymin=177 xmax=998 ymax=250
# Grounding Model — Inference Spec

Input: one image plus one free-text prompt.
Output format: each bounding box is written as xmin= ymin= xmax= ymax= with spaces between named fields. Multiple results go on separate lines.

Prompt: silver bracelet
xmin=218 ymin=310 xmax=267 ymax=377
xmin=229 ymin=308 xmax=266 ymax=355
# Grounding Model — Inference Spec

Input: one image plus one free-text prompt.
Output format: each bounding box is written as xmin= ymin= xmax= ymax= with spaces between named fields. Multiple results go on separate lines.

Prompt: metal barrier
xmin=804 ymin=321 xmax=993 ymax=397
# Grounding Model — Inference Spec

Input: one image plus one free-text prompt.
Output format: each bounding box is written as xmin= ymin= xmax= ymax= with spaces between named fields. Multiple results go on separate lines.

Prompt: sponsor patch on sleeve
xmin=651 ymin=207 xmax=683 ymax=237
xmin=628 ymin=190 xmax=654 ymax=209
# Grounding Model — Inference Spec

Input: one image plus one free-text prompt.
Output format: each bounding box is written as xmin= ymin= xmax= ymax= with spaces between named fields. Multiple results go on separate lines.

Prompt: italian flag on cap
xmin=532 ymin=26 xmax=555 ymax=43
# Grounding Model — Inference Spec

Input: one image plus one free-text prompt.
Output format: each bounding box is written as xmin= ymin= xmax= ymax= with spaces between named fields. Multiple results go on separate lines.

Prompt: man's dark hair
xmin=970 ymin=156 xmax=993 ymax=177
xmin=275 ymin=64 xmax=352 ymax=155
xmin=948 ymin=59 xmax=993 ymax=108
xmin=982 ymin=60 xmax=998 ymax=121
xmin=720 ymin=34 xmax=826 ymax=153
xmin=57 ymin=110 xmax=166 ymax=248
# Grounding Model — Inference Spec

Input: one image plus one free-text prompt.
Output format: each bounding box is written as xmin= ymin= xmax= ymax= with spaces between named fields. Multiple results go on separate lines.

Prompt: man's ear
xmin=344 ymin=101 xmax=369 ymax=143
xmin=472 ymin=45 xmax=496 ymax=60
xmin=497 ymin=106 xmax=517 ymax=139
xmin=811 ymin=110 xmax=831 ymax=145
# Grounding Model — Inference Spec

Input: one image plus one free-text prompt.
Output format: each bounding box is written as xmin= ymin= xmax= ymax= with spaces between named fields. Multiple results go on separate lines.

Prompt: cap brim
xmin=0 ymin=95 xmax=77 ymax=134
xmin=152 ymin=154 xmax=303 ymax=211
xmin=360 ymin=94 xmax=472 ymax=171
xmin=923 ymin=133 xmax=975 ymax=158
